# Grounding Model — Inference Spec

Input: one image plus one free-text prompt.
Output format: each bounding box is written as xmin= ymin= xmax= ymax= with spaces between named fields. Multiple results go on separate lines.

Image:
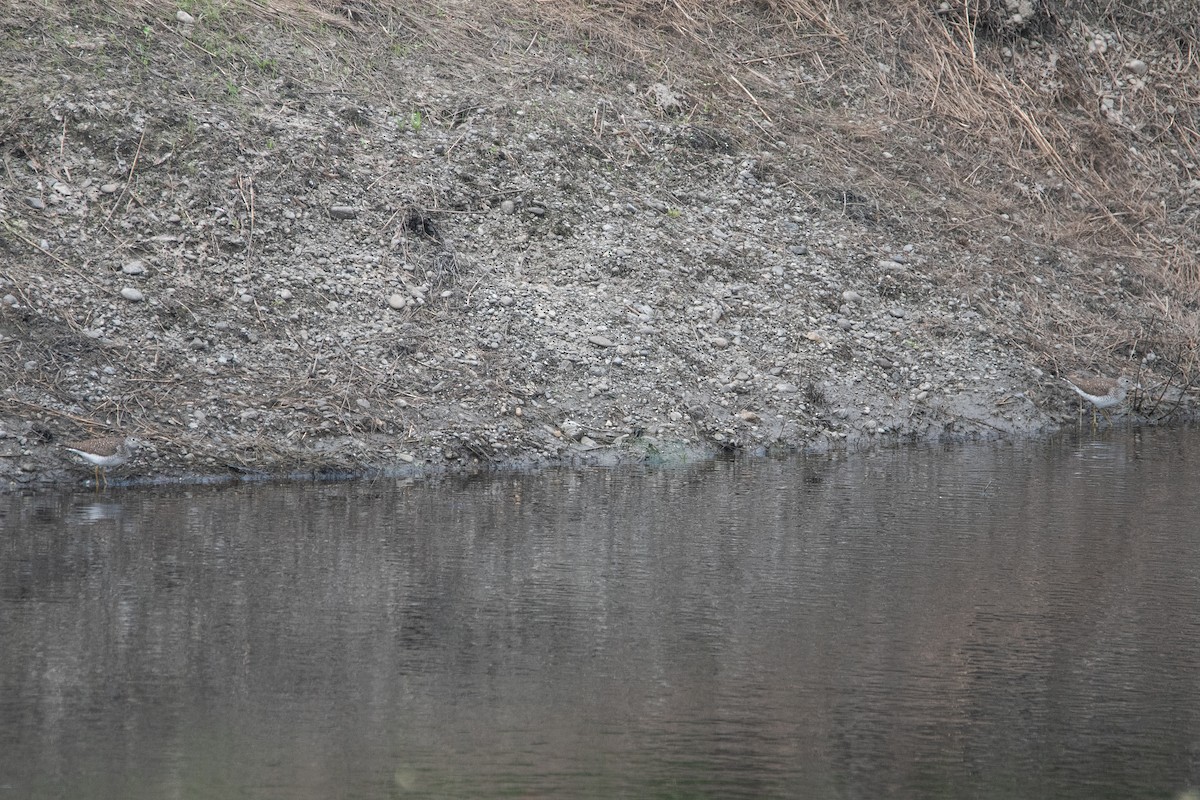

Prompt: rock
xmin=388 ymin=294 xmax=406 ymax=310
xmin=279 ymin=289 xmax=293 ymax=300
xmin=100 ymin=183 xmax=120 ymax=194
xmin=888 ymin=307 xmax=906 ymax=318
xmin=587 ymin=334 xmax=615 ymax=347
xmin=500 ymin=199 xmax=516 ymax=214
xmin=24 ymin=197 xmax=45 ymax=210
xmin=120 ymin=287 xmax=144 ymax=301
xmin=122 ymin=260 xmax=145 ymax=275
xmin=842 ymin=290 xmax=862 ymax=302
xmin=176 ymin=9 xmax=194 ymax=23
xmin=1125 ymin=58 xmax=1148 ymax=75
xmin=707 ymin=336 xmax=729 ymax=349
xmin=329 ymin=206 xmax=358 ymax=219
xmin=528 ymin=205 xmax=547 ymax=216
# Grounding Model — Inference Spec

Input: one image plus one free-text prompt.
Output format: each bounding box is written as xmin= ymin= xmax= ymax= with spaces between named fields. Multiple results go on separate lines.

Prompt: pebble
xmin=388 ymin=294 xmax=406 ymax=310
xmin=239 ymin=293 xmax=253 ymax=304
xmin=329 ymin=206 xmax=358 ymax=219
xmin=888 ymin=307 xmax=906 ymax=318
xmin=2 ymin=294 xmax=16 ymax=306
xmin=122 ymin=260 xmax=145 ymax=275
xmin=707 ymin=336 xmax=729 ymax=349
xmin=1125 ymin=58 xmax=1148 ymax=75
xmin=279 ymin=289 xmax=292 ymax=300
xmin=24 ymin=197 xmax=45 ymax=210
xmin=587 ymin=335 xmax=615 ymax=347
xmin=176 ymin=9 xmax=194 ymax=23
xmin=837 ymin=318 xmax=853 ymax=331
xmin=120 ymin=287 xmax=144 ymax=301
xmin=356 ymin=398 xmax=370 ymax=409
xmin=100 ymin=183 xmax=120 ymax=194
xmin=528 ymin=205 xmax=547 ymax=216
xmin=500 ymin=199 xmax=516 ymax=214
xmin=842 ymin=290 xmax=862 ymax=302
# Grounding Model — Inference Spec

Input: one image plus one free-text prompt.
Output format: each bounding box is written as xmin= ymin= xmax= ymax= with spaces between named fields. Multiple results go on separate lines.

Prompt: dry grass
xmin=5 ymin=0 xmax=1199 ymax=393
xmin=519 ymin=0 xmax=1200 ymax=386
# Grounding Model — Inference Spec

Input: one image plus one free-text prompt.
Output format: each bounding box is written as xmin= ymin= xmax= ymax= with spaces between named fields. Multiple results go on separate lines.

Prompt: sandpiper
xmin=62 ymin=436 xmax=138 ymax=487
xmin=1063 ymin=373 xmax=1134 ymax=423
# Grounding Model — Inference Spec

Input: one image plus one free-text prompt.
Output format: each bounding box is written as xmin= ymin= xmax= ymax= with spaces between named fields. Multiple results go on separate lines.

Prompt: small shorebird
xmin=62 ymin=436 xmax=139 ymax=487
xmin=1063 ymin=373 xmax=1134 ymax=423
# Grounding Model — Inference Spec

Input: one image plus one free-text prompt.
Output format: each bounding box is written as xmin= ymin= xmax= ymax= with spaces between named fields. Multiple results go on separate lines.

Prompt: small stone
xmin=388 ymin=294 xmax=406 ymax=310
xmin=528 ymin=205 xmax=547 ymax=216
xmin=707 ymin=336 xmax=729 ymax=349
xmin=587 ymin=335 xmax=615 ymax=347
xmin=500 ymin=199 xmax=516 ymax=214
xmin=100 ymin=183 xmax=120 ymax=194
xmin=396 ymin=452 xmax=415 ymax=463
xmin=24 ymin=197 xmax=45 ymax=210
xmin=279 ymin=289 xmax=293 ymax=300
xmin=737 ymin=409 xmax=760 ymax=422
xmin=356 ymin=398 xmax=370 ymax=409
xmin=239 ymin=293 xmax=253 ymax=304
xmin=842 ymin=290 xmax=862 ymax=302
xmin=1125 ymin=58 xmax=1148 ymax=75
xmin=120 ymin=287 xmax=144 ymax=302
xmin=888 ymin=307 xmax=906 ymax=318
xmin=788 ymin=244 xmax=808 ymax=256
xmin=775 ymin=382 xmax=798 ymax=393
xmin=122 ymin=260 xmax=145 ymax=275
xmin=837 ymin=318 xmax=853 ymax=331
xmin=329 ymin=206 xmax=358 ymax=219
xmin=2 ymin=294 xmax=16 ymax=306
xmin=498 ymin=295 xmax=514 ymax=306
xmin=176 ymin=9 xmax=194 ymax=23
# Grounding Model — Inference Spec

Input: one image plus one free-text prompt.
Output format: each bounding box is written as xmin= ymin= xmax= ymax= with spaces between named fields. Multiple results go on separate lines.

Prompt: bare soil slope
xmin=2 ymin=0 xmax=1199 ymax=489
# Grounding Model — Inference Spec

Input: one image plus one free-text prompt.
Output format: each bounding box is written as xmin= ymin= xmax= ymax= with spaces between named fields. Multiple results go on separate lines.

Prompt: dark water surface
xmin=3 ymin=428 xmax=1200 ymax=799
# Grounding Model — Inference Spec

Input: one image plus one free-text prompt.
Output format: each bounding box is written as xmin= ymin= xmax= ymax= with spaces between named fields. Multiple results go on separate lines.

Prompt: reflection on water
xmin=3 ymin=427 xmax=1200 ymax=798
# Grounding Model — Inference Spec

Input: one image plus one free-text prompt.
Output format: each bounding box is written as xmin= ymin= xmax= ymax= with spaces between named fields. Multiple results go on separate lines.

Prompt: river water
xmin=2 ymin=427 xmax=1200 ymax=799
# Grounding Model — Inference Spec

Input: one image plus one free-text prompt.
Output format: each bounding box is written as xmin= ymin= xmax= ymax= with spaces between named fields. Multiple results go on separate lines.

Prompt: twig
xmin=728 ymin=74 xmax=772 ymax=123
xmin=103 ymin=127 xmax=146 ymax=226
